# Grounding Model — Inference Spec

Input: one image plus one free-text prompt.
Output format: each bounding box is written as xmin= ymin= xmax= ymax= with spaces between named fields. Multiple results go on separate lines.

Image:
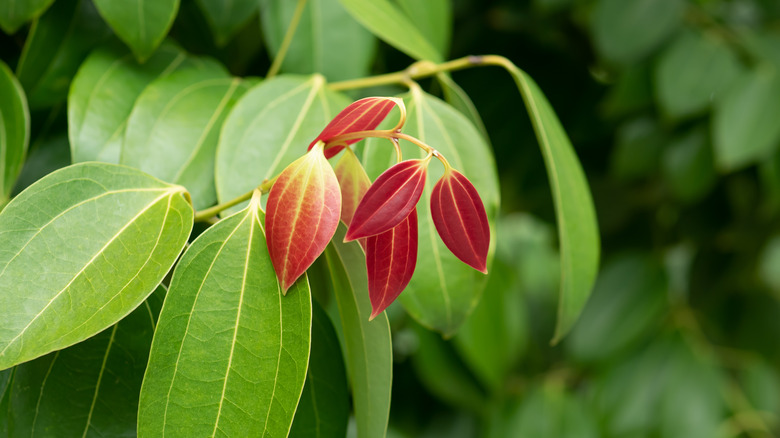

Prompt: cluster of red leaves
xmin=265 ymin=97 xmax=490 ymax=319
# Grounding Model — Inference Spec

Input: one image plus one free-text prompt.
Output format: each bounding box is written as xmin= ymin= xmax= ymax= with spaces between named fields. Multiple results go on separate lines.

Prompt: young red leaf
xmin=309 ymin=97 xmax=401 ymax=158
xmin=266 ymin=144 xmax=342 ymax=293
xmin=431 ymin=169 xmax=490 ymax=274
xmin=367 ymin=209 xmax=418 ymax=320
xmin=344 ymin=158 xmax=429 ymax=242
xmin=334 ymin=148 xmax=371 ymax=227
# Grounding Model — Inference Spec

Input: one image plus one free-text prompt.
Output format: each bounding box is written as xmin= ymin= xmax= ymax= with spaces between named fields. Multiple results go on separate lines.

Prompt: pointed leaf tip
xmin=367 ymin=209 xmax=418 ymax=319
xmin=266 ymin=146 xmax=341 ymax=292
xmin=431 ymin=169 xmax=490 ymax=274
xmin=345 ymin=158 xmax=429 ymax=242
xmin=309 ymin=97 xmax=402 ymax=158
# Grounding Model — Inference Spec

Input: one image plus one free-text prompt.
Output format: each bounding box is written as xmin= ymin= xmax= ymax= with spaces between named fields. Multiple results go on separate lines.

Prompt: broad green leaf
xmin=362 ymin=88 xmax=499 ymax=336
xmin=216 ymin=75 xmax=349 ymax=211
xmin=92 ymin=0 xmax=179 ymax=62
xmin=0 ymin=60 xmax=30 ymax=205
xmin=15 ymin=0 xmax=112 ymax=109
xmin=290 ymin=301 xmax=349 ymax=438
xmin=592 ymin=0 xmax=685 ymax=64
xmin=7 ymin=287 xmax=164 ymax=438
xmin=396 ymin=0 xmax=451 ymax=57
xmin=0 ymin=368 xmax=10 ymax=400
xmin=324 ymin=225 xmax=392 ymax=438
xmin=0 ymin=0 xmax=55 ymax=34
xmin=661 ymin=126 xmax=716 ymax=203
xmin=505 ymin=66 xmax=600 ymax=343
xmin=139 ymin=197 xmax=311 ymax=437
xmin=0 ymin=162 xmax=193 ymax=370
xmin=436 ymin=72 xmax=489 ymax=141
xmin=338 ymin=0 xmax=442 ymax=62
xmin=655 ymin=31 xmax=743 ymax=120
xmin=565 ymin=254 xmax=667 ymax=364
xmin=410 ymin=323 xmax=486 ymax=413
xmin=122 ymin=68 xmax=251 ymax=210
xmin=68 ymin=41 xmax=220 ymax=164
xmin=196 ymin=0 xmax=259 ymax=47
xmin=713 ymin=67 xmax=780 ymax=171
xmin=260 ymin=0 xmax=376 ymax=82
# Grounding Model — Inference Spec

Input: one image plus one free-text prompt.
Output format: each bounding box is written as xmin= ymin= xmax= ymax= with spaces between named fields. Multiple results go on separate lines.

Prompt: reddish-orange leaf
xmin=367 ymin=209 xmax=418 ymax=320
xmin=431 ymin=169 xmax=490 ymax=274
xmin=334 ymin=148 xmax=371 ymax=227
xmin=309 ymin=97 xmax=400 ymax=158
xmin=266 ymin=144 xmax=342 ymax=293
xmin=344 ymin=158 xmax=429 ymax=242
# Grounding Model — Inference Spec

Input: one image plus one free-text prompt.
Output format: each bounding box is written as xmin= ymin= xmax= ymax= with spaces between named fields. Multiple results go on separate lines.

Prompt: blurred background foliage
xmin=3 ymin=0 xmax=780 ymax=436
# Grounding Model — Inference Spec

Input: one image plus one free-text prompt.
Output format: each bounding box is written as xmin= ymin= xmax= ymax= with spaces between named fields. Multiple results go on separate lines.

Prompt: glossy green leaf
xmin=411 ymin=323 xmax=486 ymax=413
xmin=655 ymin=31 xmax=743 ymax=120
xmin=713 ymin=67 xmax=780 ymax=171
xmin=324 ymin=225 xmax=392 ymax=438
xmin=290 ymin=301 xmax=349 ymax=438
xmin=139 ymin=197 xmax=311 ymax=437
xmin=196 ymin=0 xmax=258 ymax=47
xmin=15 ymin=0 xmax=112 ymax=109
xmin=7 ymin=287 xmax=164 ymax=438
xmin=122 ymin=68 xmax=250 ymax=210
xmin=565 ymin=254 xmax=667 ymax=364
xmin=92 ymin=0 xmax=179 ymax=62
xmin=68 ymin=41 xmax=199 ymax=164
xmin=661 ymin=126 xmax=716 ymax=203
xmin=506 ymin=66 xmax=600 ymax=343
xmin=592 ymin=0 xmax=685 ymax=64
xmin=0 ymin=0 xmax=55 ymax=34
xmin=0 ymin=60 xmax=30 ymax=205
xmin=0 ymin=162 xmax=193 ymax=370
xmin=260 ymin=0 xmax=376 ymax=81
xmin=338 ymin=0 xmax=442 ymax=62
xmin=396 ymin=0 xmax=451 ymax=57
xmin=362 ymin=88 xmax=499 ymax=336
xmin=216 ymin=75 xmax=349 ymax=211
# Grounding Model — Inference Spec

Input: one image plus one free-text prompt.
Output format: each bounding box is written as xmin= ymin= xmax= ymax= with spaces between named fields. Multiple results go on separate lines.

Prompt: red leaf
xmin=334 ymin=148 xmax=371 ymax=227
xmin=367 ymin=209 xmax=418 ymax=320
xmin=309 ymin=97 xmax=400 ymax=158
xmin=344 ymin=158 xmax=429 ymax=242
xmin=431 ymin=169 xmax=490 ymax=274
xmin=266 ymin=145 xmax=342 ymax=292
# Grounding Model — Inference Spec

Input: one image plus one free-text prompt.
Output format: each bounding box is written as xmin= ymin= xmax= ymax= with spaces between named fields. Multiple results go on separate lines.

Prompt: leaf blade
xmin=0 ymin=0 xmax=55 ymax=34
xmin=0 ymin=60 xmax=30 ymax=204
xmin=92 ymin=0 xmax=179 ymax=62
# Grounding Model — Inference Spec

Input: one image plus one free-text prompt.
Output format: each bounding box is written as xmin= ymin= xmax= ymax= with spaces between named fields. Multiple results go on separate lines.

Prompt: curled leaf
xmin=266 ymin=144 xmax=341 ymax=292
xmin=309 ymin=96 xmax=402 ymax=158
xmin=367 ymin=209 xmax=418 ymax=320
xmin=431 ymin=169 xmax=489 ymax=273
xmin=334 ymin=148 xmax=371 ymax=227
xmin=345 ymin=158 xmax=429 ymax=242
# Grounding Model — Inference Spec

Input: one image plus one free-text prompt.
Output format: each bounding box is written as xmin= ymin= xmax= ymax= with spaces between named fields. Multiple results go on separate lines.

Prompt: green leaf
xmin=565 ymin=254 xmax=667 ymax=364
xmin=324 ymin=225 xmax=392 ymax=438
xmin=195 ymin=0 xmax=259 ymax=47
xmin=139 ymin=198 xmax=311 ymax=437
xmin=396 ymin=0 xmax=451 ymax=57
xmin=13 ymin=130 xmax=71 ymax=196
xmin=0 ymin=0 xmax=55 ymax=34
xmin=68 ymin=41 xmax=217 ymax=164
xmin=260 ymin=0 xmax=376 ymax=82
xmin=0 ymin=60 xmax=30 ymax=205
xmin=362 ymin=88 xmax=499 ymax=336
xmin=0 ymin=368 xmax=12 ymax=435
xmin=92 ymin=0 xmax=179 ymax=62
xmin=15 ymin=0 xmax=112 ymax=109
xmin=713 ymin=67 xmax=780 ymax=171
xmin=6 ymin=287 xmax=164 ymax=438
xmin=122 ymin=68 xmax=251 ymax=210
xmin=216 ymin=74 xmax=349 ymax=212
xmin=338 ymin=0 xmax=442 ymax=62
xmin=290 ymin=301 xmax=349 ymax=438
xmin=0 ymin=162 xmax=193 ymax=370
xmin=592 ymin=0 xmax=685 ymax=64
xmin=655 ymin=31 xmax=743 ymax=120
xmin=505 ymin=66 xmax=600 ymax=343
xmin=661 ymin=126 xmax=716 ymax=203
